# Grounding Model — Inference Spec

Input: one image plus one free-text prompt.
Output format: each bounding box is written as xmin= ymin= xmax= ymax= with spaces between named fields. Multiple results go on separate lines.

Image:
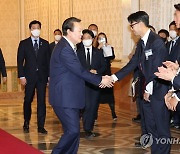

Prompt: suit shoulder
xmin=20 ymin=37 xmax=30 ymax=42
xmin=149 ymin=32 xmax=164 ymax=46
xmin=40 ymin=38 xmax=49 ymax=44
xmin=18 ymin=38 xmax=31 ymax=46
xmin=49 ymin=42 xmax=55 ymax=46
xmin=93 ymin=47 xmax=102 ymax=52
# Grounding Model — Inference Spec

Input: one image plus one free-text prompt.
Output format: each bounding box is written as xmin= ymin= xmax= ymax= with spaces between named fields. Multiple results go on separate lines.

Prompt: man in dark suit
xmin=155 ymin=4 xmax=180 ymax=113
xmin=0 ymin=48 xmax=7 ymax=83
xmin=166 ymin=21 xmax=180 ymax=128
xmin=167 ymin=21 xmax=180 ymax=62
xmin=111 ymin=11 xmax=170 ymax=153
xmin=17 ymin=20 xmax=50 ymax=134
xmin=49 ymin=29 xmax=62 ymax=54
xmin=49 ymin=17 xmax=113 ymax=154
xmin=77 ymin=29 xmax=106 ymax=138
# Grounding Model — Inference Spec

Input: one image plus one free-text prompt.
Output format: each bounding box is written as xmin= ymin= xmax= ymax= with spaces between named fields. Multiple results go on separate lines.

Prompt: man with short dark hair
xmin=77 ymin=29 xmax=106 ymax=138
xmin=49 ymin=17 xmax=113 ymax=154
xmin=88 ymin=24 xmax=99 ymax=47
xmin=49 ymin=29 xmax=62 ymax=54
xmin=17 ymin=20 xmax=50 ymax=134
xmin=111 ymin=11 xmax=170 ymax=153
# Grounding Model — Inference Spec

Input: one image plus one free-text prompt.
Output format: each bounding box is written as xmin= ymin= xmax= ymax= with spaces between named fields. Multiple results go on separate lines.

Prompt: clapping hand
xmin=154 ymin=66 xmax=176 ymax=81
xmin=163 ymin=60 xmax=179 ymax=71
xmin=99 ymin=75 xmax=114 ymax=88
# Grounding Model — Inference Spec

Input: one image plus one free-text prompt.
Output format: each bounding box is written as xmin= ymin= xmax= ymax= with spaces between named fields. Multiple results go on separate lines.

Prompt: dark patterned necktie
xmin=34 ymin=40 xmax=38 ymax=57
xmin=141 ymin=40 xmax=145 ymax=51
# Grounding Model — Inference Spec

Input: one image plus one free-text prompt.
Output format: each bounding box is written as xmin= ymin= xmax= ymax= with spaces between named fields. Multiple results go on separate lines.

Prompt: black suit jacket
xmin=115 ymin=31 xmax=169 ymax=100
xmin=17 ymin=37 xmax=50 ymax=83
xmin=167 ymin=37 xmax=180 ymax=62
xmin=166 ymin=37 xmax=180 ymax=100
xmin=49 ymin=41 xmax=56 ymax=55
xmin=77 ymin=46 xmax=106 ymax=75
xmin=77 ymin=45 xmax=106 ymax=90
xmin=0 ymin=48 xmax=7 ymax=77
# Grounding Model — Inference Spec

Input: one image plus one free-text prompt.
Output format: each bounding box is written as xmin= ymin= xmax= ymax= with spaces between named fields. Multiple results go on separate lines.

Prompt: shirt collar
xmin=31 ymin=36 xmax=39 ymax=43
xmin=172 ymin=36 xmax=179 ymax=42
xmin=63 ymin=36 xmax=76 ymax=50
xmin=84 ymin=45 xmax=92 ymax=51
xmin=141 ymin=29 xmax=151 ymax=46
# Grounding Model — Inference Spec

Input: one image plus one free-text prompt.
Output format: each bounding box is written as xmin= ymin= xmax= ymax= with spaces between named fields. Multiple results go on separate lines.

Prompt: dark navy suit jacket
xmin=167 ymin=37 xmax=180 ymax=103
xmin=17 ymin=37 xmax=50 ymax=83
xmin=114 ymin=31 xmax=169 ymax=100
xmin=49 ymin=37 xmax=101 ymax=109
xmin=172 ymin=75 xmax=180 ymax=111
xmin=49 ymin=41 xmax=56 ymax=55
xmin=167 ymin=37 xmax=180 ymax=62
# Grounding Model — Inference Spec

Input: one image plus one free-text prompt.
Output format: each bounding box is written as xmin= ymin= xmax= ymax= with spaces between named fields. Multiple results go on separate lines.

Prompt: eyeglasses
xmin=130 ymin=22 xmax=139 ymax=28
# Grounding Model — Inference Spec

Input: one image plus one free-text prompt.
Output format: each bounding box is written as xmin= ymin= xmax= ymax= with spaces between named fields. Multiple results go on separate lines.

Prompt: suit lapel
xmin=37 ymin=38 xmax=43 ymax=57
xmin=28 ymin=37 xmax=36 ymax=58
xmin=80 ymin=46 xmax=87 ymax=66
xmin=91 ymin=47 xmax=97 ymax=67
xmin=172 ymin=37 xmax=180 ymax=53
xmin=141 ymin=31 xmax=153 ymax=73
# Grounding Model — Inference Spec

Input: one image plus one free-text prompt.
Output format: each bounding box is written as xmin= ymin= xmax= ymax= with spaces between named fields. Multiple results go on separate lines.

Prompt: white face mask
xmin=98 ymin=37 xmax=106 ymax=45
xmin=82 ymin=39 xmax=92 ymax=47
xmin=169 ymin=30 xmax=177 ymax=39
xmin=92 ymin=30 xmax=97 ymax=37
xmin=31 ymin=29 xmax=40 ymax=37
xmin=55 ymin=35 xmax=61 ymax=41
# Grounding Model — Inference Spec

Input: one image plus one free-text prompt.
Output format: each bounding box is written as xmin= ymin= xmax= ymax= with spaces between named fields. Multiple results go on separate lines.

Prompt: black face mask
xmin=160 ymin=37 xmax=167 ymax=43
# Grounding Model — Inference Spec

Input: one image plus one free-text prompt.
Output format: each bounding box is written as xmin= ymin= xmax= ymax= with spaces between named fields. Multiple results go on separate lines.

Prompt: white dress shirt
xmin=31 ymin=36 xmax=40 ymax=47
xmin=84 ymin=46 xmax=92 ymax=65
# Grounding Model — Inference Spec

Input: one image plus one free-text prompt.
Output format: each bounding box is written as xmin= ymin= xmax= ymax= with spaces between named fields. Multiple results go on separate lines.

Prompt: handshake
xmin=99 ymin=75 xmax=115 ymax=88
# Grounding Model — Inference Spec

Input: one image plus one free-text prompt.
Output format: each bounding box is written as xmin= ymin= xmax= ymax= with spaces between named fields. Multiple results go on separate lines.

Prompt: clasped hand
xmin=164 ymin=92 xmax=178 ymax=111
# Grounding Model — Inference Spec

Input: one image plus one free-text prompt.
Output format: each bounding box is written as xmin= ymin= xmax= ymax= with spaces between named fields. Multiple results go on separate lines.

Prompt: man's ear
xmin=67 ymin=29 xmax=71 ymax=35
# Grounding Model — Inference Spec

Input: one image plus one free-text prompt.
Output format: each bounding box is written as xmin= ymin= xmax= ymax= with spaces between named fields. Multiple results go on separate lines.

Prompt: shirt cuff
xmin=172 ymin=93 xmax=180 ymax=101
xmin=145 ymin=81 xmax=153 ymax=95
xmin=20 ymin=77 xmax=25 ymax=79
xmin=111 ymin=74 xmax=118 ymax=82
xmin=176 ymin=68 xmax=180 ymax=74
xmin=171 ymin=76 xmax=175 ymax=84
